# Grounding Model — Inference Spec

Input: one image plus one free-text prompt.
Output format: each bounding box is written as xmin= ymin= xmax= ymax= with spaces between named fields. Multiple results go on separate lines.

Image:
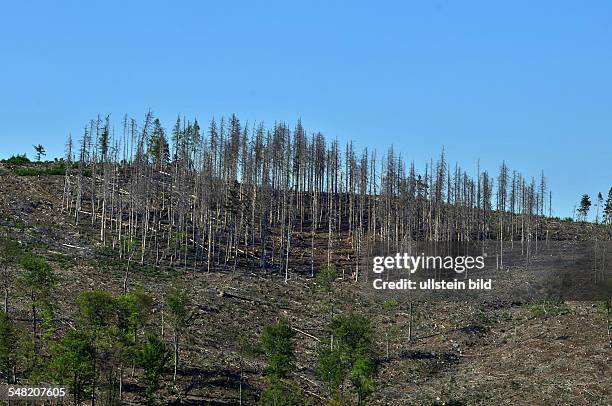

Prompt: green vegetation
xmin=578 ymin=194 xmax=592 ymax=221
xmin=0 ymin=236 xmax=385 ymax=405
xmin=2 ymin=154 xmax=30 ymax=165
xmin=260 ymin=318 xmax=296 ymax=379
xmin=18 ymin=255 xmax=56 ymax=354
xmin=604 ymin=187 xmax=612 ymax=225
xmin=0 ymin=237 xmax=175 ymax=405
xmin=317 ymin=264 xmax=338 ymax=328
xmin=317 ymin=313 xmax=377 ymax=405
xmin=259 ymin=378 xmax=304 ymax=406
xmin=0 ymin=160 xmax=94 ymax=177
xmin=528 ymin=298 xmax=567 ymax=318
xmin=382 ymin=299 xmax=399 ymax=359
xmin=166 ymin=286 xmax=190 ymax=383
xmin=12 ymin=166 xmax=66 ymax=176
xmin=48 ymin=329 xmax=95 ymax=404
xmin=33 ymin=145 xmax=46 ymax=162
xmin=137 ymin=333 xmax=169 ymax=404
xmin=259 ymin=318 xmax=304 ymax=405
xmin=0 ymin=312 xmax=17 ymax=383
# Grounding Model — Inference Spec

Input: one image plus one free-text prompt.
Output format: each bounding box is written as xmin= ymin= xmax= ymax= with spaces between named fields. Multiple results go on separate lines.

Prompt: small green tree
xmin=317 ymin=265 xmax=337 ymax=349
xmin=39 ymin=300 xmax=56 ymax=342
xmin=578 ymin=194 xmax=592 ymax=221
xmin=76 ymin=290 xmax=117 ymax=405
xmin=77 ymin=290 xmax=116 ymax=332
xmin=166 ymin=287 xmax=190 ymax=383
xmin=48 ymin=329 xmax=95 ymax=405
xmin=19 ymin=255 xmax=55 ymax=354
xmin=350 ymin=353 xmax=376 ymax=405
xmin=595 ymin=192 xmax=604 ymax=224
xmin=317 ymin=313 xmax=377 ymax=405
xmin=259 ymin=319 xmax=304 ymax=406
xmin=149 ymin=119 xmax=170 ymax=170
xmin=117 ymin=289 xmax=153 ymax=345
xmin=317 ymin=347 xmax=345 ymax=396
xmin=260 ymin=318 xmax=296 ymax=379
xmin=0 ymin=311 xmax=17 ymax=382
xmin=137 ymin=332 xmax=169 ymax=404
xmin=116 ymin=289 xmax=153 ymax=400
xmin=603 ymin=187 xmax=612 ymax=225
xmin=0 ymin=236 xmax=24 ymax=314
xmin=33 ymin=144 xmax=46 ymax=162
xmin=259 ymin=377 xmax=304 ymax=406
xmin=382 ymin=299 xmax=399 ymax=359
xmin=317 ymin=265 xmax=337 ymax=299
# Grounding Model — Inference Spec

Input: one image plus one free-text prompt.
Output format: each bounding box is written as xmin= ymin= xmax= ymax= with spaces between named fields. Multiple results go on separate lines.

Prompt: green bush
xmin=317 ymin=313 xmax=377 ymax=405
xmin=137 ymin=333 xmax=169 ymax=404
xmin=2 ymin=154 xmax=30 ymax=165
xmin=47 ymin=329 xmax=94 ymax=403
xmin=259 ymin=378 xmax=305 ymax=406
xmin=260 ymin=318 xmax=296 ymax=379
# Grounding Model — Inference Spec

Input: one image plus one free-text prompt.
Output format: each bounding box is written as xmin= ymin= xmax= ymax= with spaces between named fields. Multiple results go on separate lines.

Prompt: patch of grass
xmin=498 ymin=310 xmax=513 ymax=322
xmin=12 ymin=166 xmax=66 ymax=176
xmin=527 ymin=298 xmax=567 ymax=317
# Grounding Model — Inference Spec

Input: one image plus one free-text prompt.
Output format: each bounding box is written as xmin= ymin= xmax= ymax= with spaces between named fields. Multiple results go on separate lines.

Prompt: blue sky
xmin=1 ymin=1 xmax=611 ymax=219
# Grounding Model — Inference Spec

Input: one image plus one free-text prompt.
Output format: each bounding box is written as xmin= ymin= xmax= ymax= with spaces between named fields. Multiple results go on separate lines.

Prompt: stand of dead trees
xmin=61 ymin=113 xmax=552 ymax=281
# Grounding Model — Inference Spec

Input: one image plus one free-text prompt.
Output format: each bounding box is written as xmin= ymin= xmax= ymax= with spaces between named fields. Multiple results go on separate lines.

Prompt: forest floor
xmin=0 ymin=168 xmax=610 ymax=405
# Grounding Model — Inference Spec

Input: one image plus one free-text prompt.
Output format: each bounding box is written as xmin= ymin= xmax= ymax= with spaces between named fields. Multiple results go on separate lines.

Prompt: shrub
xmin=3 ymin=154 xmax=30 ymax=165
xmin=317 ymin=313 xmax=377 ymax=405
xmin=259 ymin=378 xmax=305 ymax=406
xmin=47 ymin=329 xmax=94 ymax=404
xmin=260 ymin=318 xmax=296 ymax=379
xmin=137 ymin=333 xmax=169 ymax=404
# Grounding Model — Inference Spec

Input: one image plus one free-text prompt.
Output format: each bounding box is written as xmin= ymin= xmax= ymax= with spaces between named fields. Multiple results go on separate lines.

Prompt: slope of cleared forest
xmin=0 ymin=167 xmax=610 ymax=405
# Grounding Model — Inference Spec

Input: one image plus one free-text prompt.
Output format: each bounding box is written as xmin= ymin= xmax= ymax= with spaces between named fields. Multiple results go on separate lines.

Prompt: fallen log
xmin=291 ymin=326 xmax=320 ymax=342
xmin=217 ymin=289 xmax=269 ymax=305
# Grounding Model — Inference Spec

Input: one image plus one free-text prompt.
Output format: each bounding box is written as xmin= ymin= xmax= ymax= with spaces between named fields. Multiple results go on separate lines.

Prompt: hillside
xmin=0 ymin=166 xmax=610 ymax=405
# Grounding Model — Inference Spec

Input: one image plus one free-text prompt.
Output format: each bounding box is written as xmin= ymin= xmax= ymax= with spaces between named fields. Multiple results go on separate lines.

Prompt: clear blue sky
xmin=1 ymin=1 xmax=611 ymax=219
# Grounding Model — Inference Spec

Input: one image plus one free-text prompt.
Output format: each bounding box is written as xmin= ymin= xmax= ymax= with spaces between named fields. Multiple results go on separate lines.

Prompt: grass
xmin=13 ymin=166 xmax=66 ymax=176
xmin=11 ymin=166 xmax=93 ymax=177
xmin=527 ymin=298 xmax=567 ymax=317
